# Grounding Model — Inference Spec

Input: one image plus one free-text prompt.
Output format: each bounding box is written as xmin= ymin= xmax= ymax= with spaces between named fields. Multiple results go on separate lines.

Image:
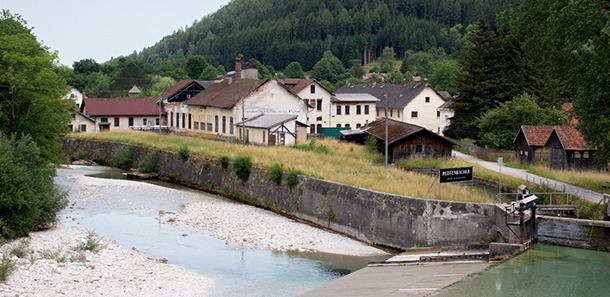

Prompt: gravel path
xmin=0 ymin=227 xmax=213 ymax=297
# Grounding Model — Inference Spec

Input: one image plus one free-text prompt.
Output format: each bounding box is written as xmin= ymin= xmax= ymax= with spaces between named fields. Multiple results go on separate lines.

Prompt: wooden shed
xmin=514 ymin=126 xmax=553 ymax=164
xmin=343 ymin=118 xmax=453 ymax=162
xmin=545 ymin=126 xmax=597 ymax=170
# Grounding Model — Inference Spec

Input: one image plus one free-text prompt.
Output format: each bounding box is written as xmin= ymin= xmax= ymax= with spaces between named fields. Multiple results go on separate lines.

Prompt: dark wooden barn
xmin=545 ymin=126 xmax=597 ymax=170
xmin=514 ymin=126 xmax=553 ymax=164
xmin=342 ymin=118 xmax=453 ymax=162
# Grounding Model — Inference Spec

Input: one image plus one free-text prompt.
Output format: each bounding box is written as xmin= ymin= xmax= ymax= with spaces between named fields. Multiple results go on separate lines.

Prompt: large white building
xmin=80 ymin=98 xmax=166 ymax=132
xmin=335 ymin=83 xmax=452 ymax=135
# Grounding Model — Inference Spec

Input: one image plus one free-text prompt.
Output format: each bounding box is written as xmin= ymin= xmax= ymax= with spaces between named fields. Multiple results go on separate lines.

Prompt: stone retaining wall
xmin=62 ymin=139 xmax=498 ymax=250
xmin=537 ymin=215 xmax=610 ymax=251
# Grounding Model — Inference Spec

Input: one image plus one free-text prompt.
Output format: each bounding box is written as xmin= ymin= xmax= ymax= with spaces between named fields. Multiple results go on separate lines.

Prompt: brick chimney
xmin=235 ymin=57 xmax=241 ymax=80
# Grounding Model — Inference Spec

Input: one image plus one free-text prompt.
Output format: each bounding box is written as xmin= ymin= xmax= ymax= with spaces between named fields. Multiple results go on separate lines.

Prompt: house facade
xmin=330 ymin=93 xmax=379 ymax=129
xmin=235 ymin=114 xmax=307 ymax=146
xmin=63 ymin=87 xmax=84 ymax=108
xmin=69 ymin=111 xmax=96 ymax=133
xmin=81 ymin=98 xmax=166 ymax=132
xmin=514 ymin=126 xmax=554 ymax=164
xmin=335 ymin=83 xmax=451 ymax=135
xmin=280 ymin=79 xmax=333 ymax=134
xmin=545 ymin=126 xmax=597 ymax=170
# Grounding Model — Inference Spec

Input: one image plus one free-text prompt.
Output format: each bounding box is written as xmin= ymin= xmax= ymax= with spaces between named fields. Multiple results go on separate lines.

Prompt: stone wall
xmin=62 ymin=139 xmax=498 ymax=250
xmin=537 ymin=215 xmax=610 ymax=251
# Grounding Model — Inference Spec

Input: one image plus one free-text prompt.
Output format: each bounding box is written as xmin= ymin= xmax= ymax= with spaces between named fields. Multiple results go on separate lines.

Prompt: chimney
xmin=235 ymin=57 xmax=242 ymax=80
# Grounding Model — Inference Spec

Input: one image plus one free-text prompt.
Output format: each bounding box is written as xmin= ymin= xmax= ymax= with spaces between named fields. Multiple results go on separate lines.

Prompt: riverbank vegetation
xmin=68 ymin=131 xmax=493 ymax=203
xmin=510 ymin=164 xmax=609 ymax=194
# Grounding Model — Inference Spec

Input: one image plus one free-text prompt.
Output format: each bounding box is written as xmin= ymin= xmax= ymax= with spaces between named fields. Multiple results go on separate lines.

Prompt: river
xmin=55 ymin=165 xmax=389 ymax=297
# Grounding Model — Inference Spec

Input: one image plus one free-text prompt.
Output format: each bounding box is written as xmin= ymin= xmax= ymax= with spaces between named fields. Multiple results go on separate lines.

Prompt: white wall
xmin=238 ymin=119 xmax=298 ymax=146
xmin=234 ymin=80 xmax=308 ymax=125
xmin=69 ymin=113 xmax=95 ymax=133
xmin=63 ymin=88 xmax=84 ymax=108
xmin=95 ymin=115 xmax=160 ymax=131
xmin=375 ymin=87 xmax=447 ymax=134
xmin=438 ymin=107 xmax=454 ymax=136
xmin=297 ymin=82 xmax=333 ymax=133
xmin=331 ymin=102 xmax=377 ymax=129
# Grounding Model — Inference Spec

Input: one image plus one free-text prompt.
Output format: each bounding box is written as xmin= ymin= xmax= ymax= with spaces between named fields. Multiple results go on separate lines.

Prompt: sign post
xmin=439 ymin=167 xmax=473 ymax=183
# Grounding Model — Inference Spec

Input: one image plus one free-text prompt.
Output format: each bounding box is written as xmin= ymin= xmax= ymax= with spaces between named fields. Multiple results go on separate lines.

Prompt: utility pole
xmin=384 ymin=94 xmax=389 ymax=171
xmin=242 ymin=98 xmax=246 ymax=145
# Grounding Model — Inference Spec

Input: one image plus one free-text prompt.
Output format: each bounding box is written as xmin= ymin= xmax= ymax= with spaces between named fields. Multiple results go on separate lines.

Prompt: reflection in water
xmin=57 ymin=166 xmax=389 ymax=297
xmin=434 ymin=244 xmax=610 ymax=297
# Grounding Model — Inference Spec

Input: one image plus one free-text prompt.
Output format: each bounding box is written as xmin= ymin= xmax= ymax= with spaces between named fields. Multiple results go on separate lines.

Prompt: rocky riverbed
xmin=0 ymin=227 xmax=213 ymax=297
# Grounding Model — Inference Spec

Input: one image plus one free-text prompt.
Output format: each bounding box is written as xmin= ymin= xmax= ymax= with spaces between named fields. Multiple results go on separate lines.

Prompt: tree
xmin=478 ymin=94 xmax=566 ymax=149
xmin=186 ymin=55 xmax=207 ymax=79
xmin=149 ymin=75 xmax=177 ymax=97
xmin=247 ymin=58 xmax=272 ymax=79
xmin=319 ymin=80 xmax=336 ymax=92
xmin=387 ymin=68 xmax=405 ymax=84
xmin=350 ymin=59 xmax=365 ymax=79
xmin=379 ymin=46 xmax=396 ymax=73
xmin=83 ymin=72 xmax=113 ymax=98
xmin=284 ymin=61 xmax=305 ymax=78
xmin=428 ymin=59 xmax=461 ymax=93
xmin=0 ymin=10 xmax=71 ymax=163
xmin=312 ymin=51 xmax=345 ymax=83
xmin=199 ymin=64 xmax=220 ymax=80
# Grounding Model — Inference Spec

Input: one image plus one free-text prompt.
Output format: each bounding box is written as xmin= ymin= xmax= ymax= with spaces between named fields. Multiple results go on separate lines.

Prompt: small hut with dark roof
xmin=545 ymin=126 xmax=597 ymax=170
xmin=514 ymin=126 xmax=554 ymax=164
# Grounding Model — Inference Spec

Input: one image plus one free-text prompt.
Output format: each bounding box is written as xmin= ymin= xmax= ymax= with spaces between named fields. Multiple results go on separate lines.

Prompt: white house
xmin=330 ymin=93 xmax=379 ymax=129
xmin=69 ymin=111 xmax=95 ymax=133
xmin=280 ymin=79 xmax=334 ymax=134
xmin=81 ymin=97 xmax=166 ymax=132
xmin=234 ymin=114 xmax=308 ymax=146
xmin=62 ymin=87 xmax=84 ymax=108
xmin=335 ymin=83 xmax=452 ymax=135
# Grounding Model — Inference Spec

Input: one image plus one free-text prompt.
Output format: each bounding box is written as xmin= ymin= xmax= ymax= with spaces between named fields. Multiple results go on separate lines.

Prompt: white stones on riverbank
xmin=0 ymin=227 xmax=213 ymax=297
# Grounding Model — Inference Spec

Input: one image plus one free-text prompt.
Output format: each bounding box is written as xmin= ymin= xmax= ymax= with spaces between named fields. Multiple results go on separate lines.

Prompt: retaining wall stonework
xmin=62 ymin=139 xmax=498 ymax=250
xmin=537 ymin=215 xmax=610 ymax=251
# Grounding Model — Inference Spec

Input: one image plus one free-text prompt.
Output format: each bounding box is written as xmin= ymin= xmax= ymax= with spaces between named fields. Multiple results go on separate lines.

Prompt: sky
xmin=3 ymin=0 xmax=231 ymax=66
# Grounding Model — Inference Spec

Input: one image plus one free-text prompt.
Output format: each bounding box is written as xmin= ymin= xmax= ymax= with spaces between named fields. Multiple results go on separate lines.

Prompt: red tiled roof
xmin=365 ymin=118 xmax=452 ymax=145
xmin=520 ymin=126 xmax=554 ymax=147
xmin=185 ymin=79 xmax=267 ymax=108
xmin=83 ymin=98 xmax=165 ymax=116
xmin=554 ymin=126 xmax=591 ymax=150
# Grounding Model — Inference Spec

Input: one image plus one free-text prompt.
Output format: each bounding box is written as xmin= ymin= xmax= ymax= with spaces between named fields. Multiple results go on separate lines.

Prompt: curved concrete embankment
xmin=62 ymin=139 xmax=498 ymax=250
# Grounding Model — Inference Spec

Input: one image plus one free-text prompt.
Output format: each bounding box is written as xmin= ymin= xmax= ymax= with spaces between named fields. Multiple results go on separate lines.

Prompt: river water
xmin=55 ymin=166 xmax=389 ymax=297
xmin=434 ymin=244 xmax=610 ymax=297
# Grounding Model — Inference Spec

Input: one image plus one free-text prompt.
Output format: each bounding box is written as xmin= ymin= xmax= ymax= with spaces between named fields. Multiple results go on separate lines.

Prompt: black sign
xmin=439 ymin=167 xmax=473 ymax=183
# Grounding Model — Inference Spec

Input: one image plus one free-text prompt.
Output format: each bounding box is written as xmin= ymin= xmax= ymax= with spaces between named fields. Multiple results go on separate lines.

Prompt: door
xmin=269 ymin=133 xmax=276 ymax=146
xmin=99 ymin=125 xmax=110 ymax=132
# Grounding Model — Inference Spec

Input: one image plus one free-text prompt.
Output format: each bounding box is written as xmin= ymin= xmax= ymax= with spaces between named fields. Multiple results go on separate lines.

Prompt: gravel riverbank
xmin=0 ymin=227 xmax=213 ymax=297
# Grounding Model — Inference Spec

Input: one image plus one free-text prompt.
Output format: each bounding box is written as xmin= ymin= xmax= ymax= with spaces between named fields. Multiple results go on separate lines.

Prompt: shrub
xmin=233 ymin=156 xmax=252 ymax=182
xmin=137 ymin=150 xmax=159 ymax=173
xmin=293 ymin=140 xmax=332 ymax=154
xmin=269 ymin=164 xmax=283 ymax=185
xmin=111 ymin=146 xmax=132 ymax=170
xmin=9 ymin=239 xmax=30 ymax=258
xmin=219 ymin=156 xmax=230 ymax=168
xmin=0 ymin=255 xmax=15 ymax=283
xmin=73 ymin=149 xmax=90 ymax=160
xmin=365 ymin=135 xmax=378 ymax=153
xmin=75 ymin=232 xmax=103 ymax=253
xmin=0 ymin=133 xmax=67 ymax=239
xmin=287 ymin=169 xmax=300 ymax=188
xmin=178 ymin=145 xmax=190 ymax=160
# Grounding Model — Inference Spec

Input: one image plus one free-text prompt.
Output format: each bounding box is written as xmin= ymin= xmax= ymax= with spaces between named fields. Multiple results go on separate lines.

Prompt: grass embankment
xmin=68 ymin=131 xmax=492 ymax=203
xmin=509 ymin=164 xmax=609 ymax=194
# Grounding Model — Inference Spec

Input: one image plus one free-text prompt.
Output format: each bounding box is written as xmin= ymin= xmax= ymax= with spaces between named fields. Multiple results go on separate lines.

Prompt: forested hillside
xmin=133 ymin=0 xmax=518 ymax=71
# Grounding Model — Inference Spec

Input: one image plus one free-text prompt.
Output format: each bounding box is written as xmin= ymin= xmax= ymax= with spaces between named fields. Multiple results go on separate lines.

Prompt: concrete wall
xmin=62 ymin=139 xmax=499 ymax=250
xmin=537 ymin=215 xmax=610 ymax=251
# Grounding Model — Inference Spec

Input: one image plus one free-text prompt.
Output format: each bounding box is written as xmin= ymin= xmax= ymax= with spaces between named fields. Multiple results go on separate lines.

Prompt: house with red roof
xmin=80 ymin=97 xmax=166 ymax=132
xmin=514 ymin=126 xmax=554 ymax=164
xmin=545 ymin=126 xmax=597 ymax=170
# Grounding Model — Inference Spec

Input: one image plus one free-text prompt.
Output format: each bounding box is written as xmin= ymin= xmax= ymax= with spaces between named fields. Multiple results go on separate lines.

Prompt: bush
xmin=73 ymin=149 xmax=90 ymax=160
xmin=74 ymin=232 xmax=103 ymax=253
xmin=365 ymin=136 xmax=378 ymax=153
xmin=178 ymin=145 xmax=190 ymax=160
xmin=232 ymin=156 xmax=252 ymax=182
xmin=111 ymin=146 xmax=132 ymax=170
xmin=0 ymin=133 xmax=67 ymax=239
xmin=287 ymin=169 xmax=300 ymax=188
xmin=269 ymin=164 xmax=283 ymax=185
xmin=293 ymin=140 xmax=332 ymax=154
xmin=219 ymin=156 xmax=230 ymax=168
xmin=9 ymin=239 xmax=30 ymax=258
xmin=0 ymin=255 xmax=15 ymax=283
xmin=137 ymin=150 xmax=159 ymax=173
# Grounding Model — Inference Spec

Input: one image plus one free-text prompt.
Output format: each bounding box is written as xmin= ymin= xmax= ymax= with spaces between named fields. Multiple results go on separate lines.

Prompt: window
xmin=170 ymin=112 xmax=173 ymax=126
xmin=356 ymin=105 xmax=361 ymax=115
xmin=316 ymin=116 xmax=322 ymax=121
xmin=182 ymin=114 xmax=185 ymax=128
xmin=101 ymin=117 xmax=108 ymax=123
xmin=411 ymin=111 xmax=418 ymax=118
xmin=415 ymin=144 xmax=423 ymax=153
xmin=310 ymin=124 xmax=315 ymax=134
xmin=246 ymin=129 xmax=250 ymax=142
xmin=143 ymin=118 xmax=147 ymax=126
xmin=390 ymin=109 xmax=393 ymax=117
xmin=262 ymin=131 xmax=266 ymax=144
xmin=377 ymin=108 xmax=380 ymax=117
xmin=128 ymin=117 xmax=134 ymax=127
xmin=425 ymin=97 xmax=430 ymax=103
xmin=114 ymin=117 xmax=119 ymax=127
xmin=188 ymin=114 xmax=192 ymax=129
xmin=398 ymin=110 xmax=401 ymax=118
xmin=438 ymin=127 xmax=441 ymax=134
xmin=336 ymin=124 xmax=341 ymax=128
xmin=316 ymin=124 xmax=322 ymax=133
xmin=345 ymin=124 xmax=350 ymax=128
xmin=207 ymin=123 xmax=213 ymax=131
xmin=71 ymin=113 xmax=76 ymax=120
xmin=222 ymin=116 xmax=226 ymax=134
xmin=317 ymin=99 xmax=322 ymax=111
xmin=80 ymin=124 xmax=86 ymax=132
xmin=194 ymin=122 xmax=199 ymax=130
xmin=345 ymin=106 xmax=350 ymax=115
xmin=583 ymin=151 xmax=590 ymax=159
xmin=437 ymin=111 xmax=441 ymax=118
xmin=215 ymin=116 xmax=219 ymax=132
xmin=356 ymin=124 xmax=361 ymax=128
xmin=364 ymin=105 xmax=369 ymax=115
xmin=230 ymin=117 xmax=234 ymax=134
xmin=68 ymin=124 xmax=73 ymax=132
xmin=176 ymin=113 xmax=180 ymax=127
xmin=309 ymin=99 xmax=316 ymax=109
xmin=310 ymin=85 xmax=315 ymax=94
xmin=336 ymin=105 xmax=341 ymax=115
xmin=280 ymin=132 xmax=285 ymax=145
xmin=574 ymin=152 xmax=581 ymax=159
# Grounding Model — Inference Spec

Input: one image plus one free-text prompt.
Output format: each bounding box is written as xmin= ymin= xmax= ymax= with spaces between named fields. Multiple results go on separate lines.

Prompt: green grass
xmin=0 ymin=255 xmax=15 ymax=283
xmin=521 ymin=165 xmax=610 ymax=193
xmin=67 ymin=131 xmax=494 ymax=203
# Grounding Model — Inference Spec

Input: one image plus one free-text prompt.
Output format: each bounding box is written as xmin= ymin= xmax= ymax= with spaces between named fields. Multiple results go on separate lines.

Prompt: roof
xmin=331 ymin=93 xmax=380 ymax=103
xmin=234 ymin=114 xmax=297 ymax=129
xmin=128 ymin=86 xmax=141 ymax=94
xmin=335 ymin=83 xmax=443 ymax=109
xmin=83 ymin=98 xmax=165 ymax=116
xmin=279 ymin=78 xmax=334 ymax=95
xmin=159 ymin=80 xmax=212 ymax=101
xmin=438 ymin=100 xmax=453 ymax=109
xmin=364 ymin=118 xmax=453 ymax=146
xmin=437 ymin=90 xmax=452 ymax=100
xmin=517 ymin=126 xmax=554 ymax=147
xmin=552 ymin=126 xmax=591 ymax=151
xmin=196 ymin=80 xmax=215 ymax=88
xmin=185 ymin=79 xmax=267 ymax=108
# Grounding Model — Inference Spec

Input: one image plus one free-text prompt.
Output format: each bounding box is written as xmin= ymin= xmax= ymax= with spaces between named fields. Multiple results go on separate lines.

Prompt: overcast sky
xmin=3 ymin=0 xmax=231 ymax=66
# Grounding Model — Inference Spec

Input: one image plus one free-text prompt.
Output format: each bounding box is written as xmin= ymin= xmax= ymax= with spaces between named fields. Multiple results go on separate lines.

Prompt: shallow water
xmin=434 ymin=244 xmax=610 ymax=297
xmin=56 ymin=166 xmax=388 ymax=297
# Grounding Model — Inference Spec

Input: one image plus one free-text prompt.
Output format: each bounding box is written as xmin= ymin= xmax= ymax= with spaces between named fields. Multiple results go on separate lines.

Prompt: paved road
xmin=299 ymin=262 xmax=490 ymax=297
xmin=452 ymin=151 xmax=605 ymax=203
